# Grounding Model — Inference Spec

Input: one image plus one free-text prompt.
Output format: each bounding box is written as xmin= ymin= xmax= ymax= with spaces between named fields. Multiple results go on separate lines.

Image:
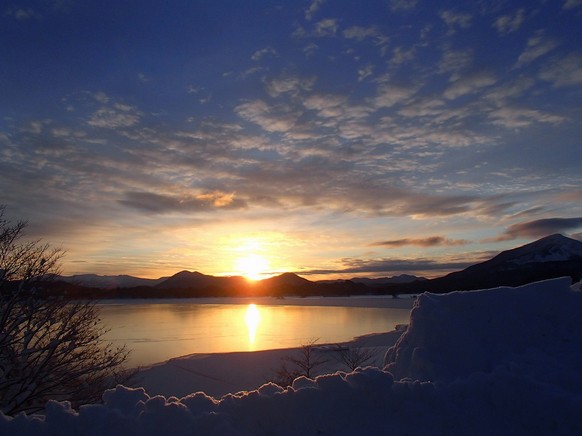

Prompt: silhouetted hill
xmin=155 ymin=271 xmax=251 ymax=297
xmin=59 ymin=273 xmax=167 ymax=289
xmin=422 ymin=234 xmax=582 ymax=292
xmin=252 ymin=273 xmax=319 ymax=297
xmin=347 ymin=274 xmax=427 ymax=286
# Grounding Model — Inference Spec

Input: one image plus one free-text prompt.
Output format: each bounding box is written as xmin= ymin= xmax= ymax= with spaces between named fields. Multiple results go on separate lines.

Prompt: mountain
xmin=59 ymin=274 xmax=167 ymax=289
xmin=253 ymin=272 xmax=321 ymax=297
xmin=423 ymin=234 xmax=582 ymax=292
xmin=350 ymin=274 xmax=428 ymax=286
xmin=155 ymin=271 xmax=251 ymax=297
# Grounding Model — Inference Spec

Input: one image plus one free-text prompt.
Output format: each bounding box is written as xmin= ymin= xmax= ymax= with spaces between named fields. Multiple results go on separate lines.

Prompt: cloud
xmin=251 ymin=47 xmax=278 ymax=61
xmin=390 ymin=47 xmax=416 ymax=66
xmin=87 ymin=104 xmax=141 ymax=129
xmin=494 ymin=217 xmax=582 ymax=241
xmin=397 ymin=97 xmax=445 ymax=118
xmin=235 ymin=100 xmax=299 ymax=133
xmin=515 ymin=30 xmax=558 ymax=67
xmin=444 ymin=71 xmax=496 ymax=99
xmin=304 ymin=94 xmax=348 ymax=118
xmin=343 ymin=26 xmax=381 ymax=41
xmin=266 ymin=76 xmax=315 ymax=97
xmin=137 ymin=73 xmax=151 ymax=83
xmin=294 ymin=18 xmax=339 ymax=38
xmin=539 ymin=53 xmax=582 ymax=87
xmin=301 ymin=257 xmax=474 ymax=276
xmin=440 ymin=10 xmax=472 ymax=34
xmin=374 ymin=84 xmax=417 ymax=108
xmin=119 ymin=191 xmax=247 ymax=214
xmin=389 ymin=0 xmax=418 ymax=11
xmin=489 ymin=106 xmax=566 ymax=128
xmin=357 ymin=64 xmax=374 ymax=82
xmin=484 ymin=77 xmax=534 ymax=105
xmin=370 ymin=236 xmax=470 ymax=248
xmin=493 ymin=9 xmax=525 ymax=34
xmin=315 ymin=18 xmax=338 ymax=37
xmin=563 ymin=0 xmax=582 ymax=10
xmin=5 ymin=7 xmax=41 ymax=20
xmin=305 ymin=0 xmax=326 ymax=20
xmin=438 ymin=48 xmax=473 ymax=77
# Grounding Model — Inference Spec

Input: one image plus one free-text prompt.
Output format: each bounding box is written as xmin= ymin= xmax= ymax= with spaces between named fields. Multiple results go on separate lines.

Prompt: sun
xmin=235 ymin=254 xmax=270 ymax=281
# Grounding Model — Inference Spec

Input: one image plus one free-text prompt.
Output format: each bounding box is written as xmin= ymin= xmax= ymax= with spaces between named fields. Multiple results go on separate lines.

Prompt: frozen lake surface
xmin=98 ymin=296 xmax=414 ymax=367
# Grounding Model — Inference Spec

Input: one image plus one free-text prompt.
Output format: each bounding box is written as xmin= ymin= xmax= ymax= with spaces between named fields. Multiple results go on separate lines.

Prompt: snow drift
xmin=2 ymin=277 xmax=581 ymax=435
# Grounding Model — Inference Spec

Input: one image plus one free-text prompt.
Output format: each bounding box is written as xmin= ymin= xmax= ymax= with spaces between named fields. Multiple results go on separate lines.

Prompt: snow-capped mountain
xmin=425 ymin=234 xmax=582 ymax=292
xmin=495 ymin=233 xmax=582 ymax=265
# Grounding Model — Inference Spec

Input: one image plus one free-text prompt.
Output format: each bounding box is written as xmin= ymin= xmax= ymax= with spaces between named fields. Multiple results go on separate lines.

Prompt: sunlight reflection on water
xmin=98 ymin=299 xmax=412 ymax=367
xmin=245 ymin=304 xmax=261 ymax=346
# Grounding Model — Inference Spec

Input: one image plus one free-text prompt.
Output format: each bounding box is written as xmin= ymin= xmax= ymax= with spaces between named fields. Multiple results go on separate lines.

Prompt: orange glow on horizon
xmin=234 ymin=253 xmax=270 ymax=281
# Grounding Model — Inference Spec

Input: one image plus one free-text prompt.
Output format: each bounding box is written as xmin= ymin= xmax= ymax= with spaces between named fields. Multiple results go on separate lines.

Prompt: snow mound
xmin=2 ymin=277 xmax=582 ymax=435
xmin=384 ymin=277 xmax=582 ymax=386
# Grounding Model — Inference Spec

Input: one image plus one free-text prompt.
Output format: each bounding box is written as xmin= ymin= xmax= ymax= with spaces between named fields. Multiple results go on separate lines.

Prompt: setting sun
xmin=235 ymin=254 xmax=270 ymax=281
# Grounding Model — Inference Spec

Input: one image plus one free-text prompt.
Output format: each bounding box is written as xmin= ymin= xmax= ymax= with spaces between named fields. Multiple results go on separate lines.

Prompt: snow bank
xmin=385 ymin=277 xmax=582 ymax=384
xmin=2 ymin=277 xmax=582 ymax=435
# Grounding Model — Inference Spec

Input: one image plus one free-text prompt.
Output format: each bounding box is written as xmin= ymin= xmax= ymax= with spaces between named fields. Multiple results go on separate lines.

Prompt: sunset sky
xmin=1 ymin=0 xmax=581 ymax=280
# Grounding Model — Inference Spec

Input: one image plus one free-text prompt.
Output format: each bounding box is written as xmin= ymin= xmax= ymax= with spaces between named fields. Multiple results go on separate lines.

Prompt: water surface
xmin=99 ymin=297 xmax=413 ymax=367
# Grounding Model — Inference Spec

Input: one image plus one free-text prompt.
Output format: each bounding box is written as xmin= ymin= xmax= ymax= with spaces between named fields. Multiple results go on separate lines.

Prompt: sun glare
xmin=235 ymin=254 xmax=270 ymax=281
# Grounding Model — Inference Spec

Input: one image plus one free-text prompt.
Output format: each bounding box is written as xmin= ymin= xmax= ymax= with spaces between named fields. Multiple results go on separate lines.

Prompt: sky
xmin=1 ymin=0 xmax=581 ymax=280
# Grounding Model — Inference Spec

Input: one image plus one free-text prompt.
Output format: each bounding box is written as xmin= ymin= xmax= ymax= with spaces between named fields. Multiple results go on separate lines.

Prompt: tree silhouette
xmin=0 ymin=206 xmax=132 ymax=415
xmin=272 ymin=339 xmax=328 ymax=386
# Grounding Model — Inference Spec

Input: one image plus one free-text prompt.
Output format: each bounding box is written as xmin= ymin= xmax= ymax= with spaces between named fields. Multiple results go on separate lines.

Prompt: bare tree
xmin=0 ymin=206 xmax=132 ymax=415
xmin=272 ymin=339 xmax=328 ymax=386
xmin=333 ymin=345 xmax=377 ymax=371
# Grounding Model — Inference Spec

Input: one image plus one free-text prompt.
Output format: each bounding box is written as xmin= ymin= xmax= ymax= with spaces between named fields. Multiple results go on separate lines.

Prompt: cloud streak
xmin=301 ymin=257 xmax=475 ymax=276
xmin=494 ymin=217 xmax=582 ymax=241
xmin=370 ymin=236 xmax=470 ymax=248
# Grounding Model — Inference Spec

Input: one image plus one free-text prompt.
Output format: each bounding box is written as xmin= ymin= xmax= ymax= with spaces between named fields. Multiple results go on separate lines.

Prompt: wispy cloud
xmin=301 ymin=257 xmax=474 ymax=276
xmin=87 ymin=104 xmax=141 ymax=129
xmin=493 ymin=9 xmax=525 ymax=35
xmin=119 ymin=191 xmax=247 ymax=214
xmin=370 ymin=236 xmax=470 ymax=248
xmin=494 ymin=217 xmax=582 ymax=241
xmin=305 ymin=0 xmax=326 ymax=20
xmin=314 ymin=18 xmax=339 ymax=37
xmin=489 ymin=106 xmax=566 ymax=128
xmin=251 ymin=46 xmax=278 ymax=61
xmin=539 ymin=53 xmax=582 ymax=87
xmin=444 ymin=71 xmax=496 ymax=99
xmin=563 ymin=0 xmax=582 ymax=10
xmin=4 ymin=7 xmax=41 ymax=20
xmin=343 ymin=26 xmax=381 ymax=41
xmin=440 ymin=10 xmax=472 ymax=34
xmin=389 ymin=0 xmax=418 ymax=12
xmin=374 ymin=84 xmax=417 ymax=108
xmin=235 ymin=100 xmax=299 ymax=133
xmin=266 ymin=75 xmax=316 ymax=97
xmin=438 ymin=48 xmax=473 ymax=77
xmin=515 ymin=30 xmax=558 ymax=67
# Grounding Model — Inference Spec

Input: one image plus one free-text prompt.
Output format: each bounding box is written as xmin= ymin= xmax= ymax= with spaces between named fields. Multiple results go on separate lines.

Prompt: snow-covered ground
xmin=135 ymin=330 xmax=402 ymax=399
xmin=2 ymin=277 xmax=581 ymax=435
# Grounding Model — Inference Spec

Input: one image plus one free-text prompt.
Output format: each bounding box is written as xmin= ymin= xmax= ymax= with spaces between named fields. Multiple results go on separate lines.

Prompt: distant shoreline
xmin=96 ymin=294 xmax=417 ymax=309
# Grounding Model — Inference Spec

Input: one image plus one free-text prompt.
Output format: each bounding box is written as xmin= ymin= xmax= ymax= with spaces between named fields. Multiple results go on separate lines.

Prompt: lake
xmin=98 ymin=297 xmax=414 ymax=367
